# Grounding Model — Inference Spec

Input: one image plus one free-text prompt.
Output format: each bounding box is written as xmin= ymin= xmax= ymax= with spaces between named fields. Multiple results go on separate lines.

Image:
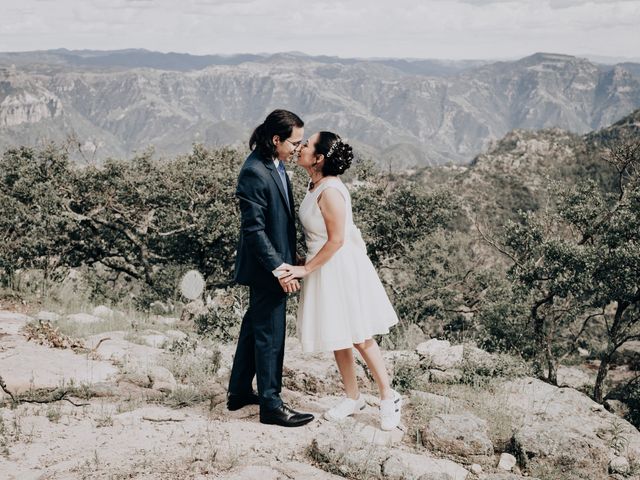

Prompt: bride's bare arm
xmin=279 ymin=187 xmax=346 ymax=280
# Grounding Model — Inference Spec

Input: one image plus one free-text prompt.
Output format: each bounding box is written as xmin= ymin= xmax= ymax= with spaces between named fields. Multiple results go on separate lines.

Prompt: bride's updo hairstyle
xmin=315 ymin=132 xmax=354 ymax=176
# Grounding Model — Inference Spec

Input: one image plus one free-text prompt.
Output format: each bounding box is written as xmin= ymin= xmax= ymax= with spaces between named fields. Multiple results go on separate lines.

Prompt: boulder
xmin=609 ymin=456 xmax=630 ymax=474
xmin=383 ymin=450 xmax=469 ymax=479
xmin=416 ymin=339 xmax=464 ymax=370
xmin=277 ymin=338 xmax=365 ymax=395
xmin=410 ymin=390 xmax=459 ymax=413
xmin=429 ymin=369 xmax=462 ymax=384
xmin=463 ymin=345 xmax=497 ymax=368
xmin=92 ymin=305 xmax=115 ymax=319
xmin=148 ymin=366 xmax=177 ymax=393
xmin=140 ymin=331 xmax=168 ymax=348
xmin=422 ymin=413 xmax=493 ymax=456
xmin=310 ymin=424 xmax=469 ymax=480
xmin=500 ymin=377 xmax=640 ymax=478
xmin=497 ymin=452 xmax=517 ymax=471
xmin=85 ymin=331 xmax=164 ymax=367
xmin=0 ymin=312 xmax=118 ymax=395
xmin=556 ymin=365 xmax=594 ymax=389
xmin=119 ymin=371 xmax=152 ymax=388
xmin=355 ymin=423 xmax=404 ymax=446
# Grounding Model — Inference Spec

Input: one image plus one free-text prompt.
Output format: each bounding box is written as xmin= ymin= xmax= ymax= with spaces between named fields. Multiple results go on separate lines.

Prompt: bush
xmin=193 ymin=286 xmax=248 ymax=342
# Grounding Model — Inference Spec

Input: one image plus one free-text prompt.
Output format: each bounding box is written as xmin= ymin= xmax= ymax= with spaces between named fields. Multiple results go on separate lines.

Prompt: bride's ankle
xmin=379 ymin=388 xmax=394 ymax=401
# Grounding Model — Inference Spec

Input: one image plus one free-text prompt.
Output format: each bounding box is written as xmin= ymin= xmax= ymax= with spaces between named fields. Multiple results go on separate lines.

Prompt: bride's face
xmin=297 ymin=132 xmax=323 ymax=169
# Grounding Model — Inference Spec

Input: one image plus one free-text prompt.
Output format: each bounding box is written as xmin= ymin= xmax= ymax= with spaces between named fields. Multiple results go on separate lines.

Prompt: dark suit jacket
xmin=234 ymin=150 xmax=296 ymax=289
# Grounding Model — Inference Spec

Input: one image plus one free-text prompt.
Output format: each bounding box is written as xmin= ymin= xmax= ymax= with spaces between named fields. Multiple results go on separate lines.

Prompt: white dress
xmin=296 ymin=177 xmax=399 ymax=353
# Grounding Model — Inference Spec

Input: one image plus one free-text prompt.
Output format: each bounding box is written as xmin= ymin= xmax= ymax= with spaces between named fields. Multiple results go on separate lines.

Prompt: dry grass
xmin=0 ymin=408 xmax=35 ymax=457
xmin=407 ymin=381 xmax=525 ymax=453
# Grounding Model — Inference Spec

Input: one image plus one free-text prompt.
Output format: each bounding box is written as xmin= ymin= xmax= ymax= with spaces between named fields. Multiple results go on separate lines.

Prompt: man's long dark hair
xmin=250 ymin=109 xmax=304 ymax=160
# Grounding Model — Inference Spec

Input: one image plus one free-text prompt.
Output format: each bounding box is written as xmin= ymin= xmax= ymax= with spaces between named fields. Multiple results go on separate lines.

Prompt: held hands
xmin=276 ymin=263 xmax=301 ymax=293
xmin=278 ymin=275 xmax=300 ymax=293
xmin=279 ymin=265 xmax=309 ymax=283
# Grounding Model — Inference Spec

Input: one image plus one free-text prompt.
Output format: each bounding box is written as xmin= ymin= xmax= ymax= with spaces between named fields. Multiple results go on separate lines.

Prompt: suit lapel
xmin=266 ymin=162 xmax=294 ymax=219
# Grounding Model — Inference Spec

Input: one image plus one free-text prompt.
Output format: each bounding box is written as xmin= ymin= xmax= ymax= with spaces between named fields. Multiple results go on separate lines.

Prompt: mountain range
xmin=1 ymin=49 xmax=639 ymax=166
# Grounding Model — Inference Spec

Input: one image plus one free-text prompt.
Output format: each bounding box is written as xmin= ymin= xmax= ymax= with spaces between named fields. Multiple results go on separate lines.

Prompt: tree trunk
xmin=531 ymin=294 xmax=553 ymax=380
xmin=593 ymin=354 xmax=610 ymax=403
xmin=594 ymin=301 xmax=629 ymax=403
xmin=546 ymin=342 xmax=558 ymax=385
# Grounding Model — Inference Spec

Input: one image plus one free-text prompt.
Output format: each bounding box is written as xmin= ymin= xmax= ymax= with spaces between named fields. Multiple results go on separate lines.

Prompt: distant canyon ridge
xmin=1 ymin=49 xmax=639 ymax=166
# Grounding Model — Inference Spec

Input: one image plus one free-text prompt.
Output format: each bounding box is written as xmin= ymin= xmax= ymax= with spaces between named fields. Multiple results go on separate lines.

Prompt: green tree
xmin=0 ymin=143 xmax=245 ymax=306
xmin=0 ymin=144 xmax=76 ymax=290
xmin=491 ymin=134 xmax=640 ymax=401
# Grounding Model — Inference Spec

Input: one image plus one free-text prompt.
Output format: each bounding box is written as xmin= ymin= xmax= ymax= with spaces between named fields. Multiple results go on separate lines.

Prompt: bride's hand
xmin=280 ymin=265 xmax=309 ymax=281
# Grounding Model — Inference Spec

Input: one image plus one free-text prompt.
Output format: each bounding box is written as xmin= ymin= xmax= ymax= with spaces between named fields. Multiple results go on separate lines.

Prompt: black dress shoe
xmin=226 ymin=391 xmax=260 ymax=411
xmin=259 ymin=403 xmax=315 ymax=427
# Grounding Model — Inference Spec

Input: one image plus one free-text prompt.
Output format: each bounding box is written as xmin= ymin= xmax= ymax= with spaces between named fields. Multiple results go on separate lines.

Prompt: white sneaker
xmin=379 ymin=390 xmax=402 ymax=431
xmin=323 ymin=395 xmax=366 ymax=421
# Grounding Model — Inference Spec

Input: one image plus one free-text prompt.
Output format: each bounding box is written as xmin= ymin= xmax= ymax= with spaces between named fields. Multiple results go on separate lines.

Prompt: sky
xmin=1 ymin=0 xmax=639 ymax=61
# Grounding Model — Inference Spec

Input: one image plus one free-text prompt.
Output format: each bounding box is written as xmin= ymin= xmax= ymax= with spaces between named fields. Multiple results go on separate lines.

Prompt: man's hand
xmin=279 ymin=276 xmax=300 ymax=293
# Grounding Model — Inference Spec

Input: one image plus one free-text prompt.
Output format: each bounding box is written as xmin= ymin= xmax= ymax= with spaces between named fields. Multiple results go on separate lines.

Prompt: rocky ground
xmin=1 ymin=307 xmax=640 ymax=480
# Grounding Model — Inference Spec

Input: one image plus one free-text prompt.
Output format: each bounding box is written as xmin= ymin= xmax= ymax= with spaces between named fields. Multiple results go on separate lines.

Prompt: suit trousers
xmin=227 ymin=285 xmax=287 ymax=411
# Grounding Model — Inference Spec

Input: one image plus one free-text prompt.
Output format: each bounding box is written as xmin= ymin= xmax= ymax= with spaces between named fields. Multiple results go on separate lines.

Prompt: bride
xmin=278 ymin=131 xmax=402 ymax=431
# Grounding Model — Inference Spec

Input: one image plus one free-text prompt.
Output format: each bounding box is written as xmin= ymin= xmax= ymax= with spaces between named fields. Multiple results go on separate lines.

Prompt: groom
xmin=228 ymin=109 xmax=314 ymax=427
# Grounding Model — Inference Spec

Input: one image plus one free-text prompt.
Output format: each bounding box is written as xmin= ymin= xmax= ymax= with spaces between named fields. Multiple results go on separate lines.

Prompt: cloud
xmin=457 ymin=0 xmax=638 ymax=5
xmin=0 ymin=0 xmax=638 ymax=60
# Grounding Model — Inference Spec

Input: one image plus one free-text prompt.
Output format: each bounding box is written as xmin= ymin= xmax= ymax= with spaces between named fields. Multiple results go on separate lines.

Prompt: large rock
xmin=310 ymin=423 xmax=469 ymax=480
xmin=497 ymin=452 xmax=517 ymax=471
xmin=422 ymin=413 xmax=493 ymax=456
xmin=0 ymin=312 xmax=118 ymax=395
xmin=85 ymin=331 xmax=164 ymax=367
xmin=609 ymin=456 xmax=630 ymax=474
xmin=383 ymin=450 xmax=469 ymax=479
xmin=139 ymin=331 xmax=169 ymax=348
xmin=92 ymin=305 xmax=115 ymax=319
xmin=272 ymin=338 xmax=367 ymax=395
xmin=410 ymin=390 xmax=459 ymax=412
xmin=429 ymin=369 xmax=462 ymax=384
xmin=416 ymin=339 xmax=464 ymax=370
xmin=500 ymin=377 xmax=640 ymax=479
xmin=148 ymin=365 xmax=177 ymax=393
xmin=556 ymin=365 xmax=594 ymax=389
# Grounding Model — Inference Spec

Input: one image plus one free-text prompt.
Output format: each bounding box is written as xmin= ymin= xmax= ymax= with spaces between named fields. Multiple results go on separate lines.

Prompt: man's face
xmin=274 ymin=126 xmax=304 ymax=162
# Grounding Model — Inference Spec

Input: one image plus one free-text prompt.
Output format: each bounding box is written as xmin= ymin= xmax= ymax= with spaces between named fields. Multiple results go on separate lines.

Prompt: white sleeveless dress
xmin=296 ymin=177 xmax=399 ymax=353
